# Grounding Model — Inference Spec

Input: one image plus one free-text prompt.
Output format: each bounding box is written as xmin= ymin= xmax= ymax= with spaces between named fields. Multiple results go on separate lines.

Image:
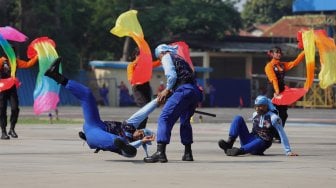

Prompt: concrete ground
xmin=0 ymin=106 xmax=336 ymax=188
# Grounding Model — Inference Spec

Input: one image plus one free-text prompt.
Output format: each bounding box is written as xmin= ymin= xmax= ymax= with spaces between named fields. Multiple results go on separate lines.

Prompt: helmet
xmin=254 ymin=96 xmax=268 ymax=106
xmin=154 ymin=44 xmax=178 ymax=58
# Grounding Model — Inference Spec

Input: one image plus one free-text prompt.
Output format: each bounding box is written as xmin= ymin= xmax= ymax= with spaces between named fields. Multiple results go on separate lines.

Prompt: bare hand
xmin=157 ymin=89 xmax=171 ymax=104
xmin=273 ymin=93 xmax=281 ymax=98
xmin=142 ymin=135 xmax=155 ymax=143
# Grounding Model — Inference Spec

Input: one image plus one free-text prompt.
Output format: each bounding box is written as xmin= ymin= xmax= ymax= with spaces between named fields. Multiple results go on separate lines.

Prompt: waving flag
xmin=170 ymin=41 xmax=194 ymax=71
xmin=0 ymin=26 xmax=28 ymax=42
xmin=27 ymin=37 xmax=61 ymax=115
xmin=111 ymin=10 xmax=152 ymax=85
xmin=272 ymin=29 xmax=336 ymax=105
xmin=0 ymin=34 xmax=19 ymax=91
xmin=314 ymin=30 xmax=336 ymax=89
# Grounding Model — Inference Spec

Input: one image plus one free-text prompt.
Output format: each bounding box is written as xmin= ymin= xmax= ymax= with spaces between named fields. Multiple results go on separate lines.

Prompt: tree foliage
xmin=20 ymin=0 xmax=95 ymax=73
xmin=167 ymin=0 xmax=241 ymax=40
xmin=241 ymin=0 xmax=292 ymax=28
xmin=0 ymin=0 xmax=242 ymax=73
xmin=136 ymin=0 xmax=241 ymax=45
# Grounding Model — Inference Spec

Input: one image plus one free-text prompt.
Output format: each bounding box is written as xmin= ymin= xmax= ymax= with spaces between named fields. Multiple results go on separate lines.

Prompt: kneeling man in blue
xmin=218 ymin=95 xmax=298 ymax=156
xmin=45 ymin=58 xmax=156 ymax=158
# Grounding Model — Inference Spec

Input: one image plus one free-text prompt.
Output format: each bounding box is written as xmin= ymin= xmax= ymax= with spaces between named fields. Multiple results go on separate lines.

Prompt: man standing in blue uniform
xmin=45 ymin=58 xmax=156 ymax=158
xmin=144 ymin=44 xmax=203 ymax=163
xmin=218 ymin=95 xmax=298 ymax=156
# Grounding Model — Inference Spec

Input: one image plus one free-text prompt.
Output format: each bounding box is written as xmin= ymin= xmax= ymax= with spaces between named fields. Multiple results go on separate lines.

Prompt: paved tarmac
xmin=1 ymin=106 xmax=336 ymax=188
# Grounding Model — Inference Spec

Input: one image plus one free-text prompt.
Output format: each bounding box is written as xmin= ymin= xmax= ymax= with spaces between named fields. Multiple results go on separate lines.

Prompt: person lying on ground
xmin=45 ymin=57 xmax=157 ymax=158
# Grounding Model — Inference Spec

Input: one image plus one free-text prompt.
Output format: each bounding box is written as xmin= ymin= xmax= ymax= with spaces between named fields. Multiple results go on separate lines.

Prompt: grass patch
xmin=18 ymin=118 xmax=83 ymax=124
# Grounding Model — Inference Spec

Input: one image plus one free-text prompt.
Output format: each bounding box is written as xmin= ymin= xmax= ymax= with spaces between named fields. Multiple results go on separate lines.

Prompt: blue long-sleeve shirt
xmin=161 ymin=53 xmax=177 ymax=90
xmin=126 ymin=98 xmax=158 ymax=156
xmin=126 ymin=98 xmax=158 ymax=128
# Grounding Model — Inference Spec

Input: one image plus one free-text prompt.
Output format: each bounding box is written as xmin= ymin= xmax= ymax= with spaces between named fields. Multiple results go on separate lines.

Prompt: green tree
xmin=85 ymin=0 xmax=242 ymax=60
xmin=20 ymin=0 xmax=94 ymax=73
xmin=1 ymin=0 xmax=242 ymax=72
xmin=0 ymin=0 xmax=21 ymax=27
xmin=136 ymin=0 xmax=242 ymax=44
xmin=85 ymin=0 xmax=129 ymax=61
xmin=167 ymin=0 xmax=241 ymax=40
xmin=241 ymin=0 xmax=292 ymax=28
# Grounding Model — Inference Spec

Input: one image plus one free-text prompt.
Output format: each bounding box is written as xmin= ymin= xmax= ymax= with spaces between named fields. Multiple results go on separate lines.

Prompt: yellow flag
xmin=314 ymin=31 xmax=336 ymax=89
xmin=302 ymin=29 xmax=315 ymax=89
xmin=110 ymin=10 xmax=143 ymax=38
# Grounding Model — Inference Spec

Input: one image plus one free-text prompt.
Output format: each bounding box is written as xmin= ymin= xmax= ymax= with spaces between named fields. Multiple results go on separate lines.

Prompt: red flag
xmin=170 ymin=41 xmax=194 ymax=71
xmin=272 ymin=86 xmax=308 ymax=105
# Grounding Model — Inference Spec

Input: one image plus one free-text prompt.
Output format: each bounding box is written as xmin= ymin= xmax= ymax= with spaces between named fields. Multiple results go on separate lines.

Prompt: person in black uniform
xmin=0 ymin=52 xmax=38 ymax=139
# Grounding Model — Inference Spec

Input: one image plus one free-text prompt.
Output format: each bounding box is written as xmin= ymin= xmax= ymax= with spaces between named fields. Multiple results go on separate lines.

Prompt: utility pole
xmin=120 ymin=0 xmax=134 ymax=61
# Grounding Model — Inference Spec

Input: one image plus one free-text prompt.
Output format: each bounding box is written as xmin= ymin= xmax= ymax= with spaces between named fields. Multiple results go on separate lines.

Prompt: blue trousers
xmin=229 ymin=116 xmax=272 ymax=154
xmin=66 ymin=80 xmax=157 ymax=151
xmin=157 ymin=84 xmax=202 ymax=145
xmin=66 ymin=80 xmax=121 ymax=151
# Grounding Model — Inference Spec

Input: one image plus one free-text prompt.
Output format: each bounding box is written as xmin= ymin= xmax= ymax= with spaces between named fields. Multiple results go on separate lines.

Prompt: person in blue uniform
xmin=144 ymin=44 xmax=203 ymax=163
xmin=99 ymin=83 xmax=109 ymax=106
xmin=45 ymin=57 xmax=156 ymax=158
xmin=218 ymin=95 xmax=298 ymax=156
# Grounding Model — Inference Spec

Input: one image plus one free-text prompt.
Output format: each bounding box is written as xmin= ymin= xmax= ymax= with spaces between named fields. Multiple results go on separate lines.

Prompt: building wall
xmin=210 ymin=57 xmax=246 ymax=79
xmin=90 ymin=49 xmax=307 ymax=107
xmin=191 ymin=51 xmax=307 ymax=106
xmin=91 ymin=68 xmax=166 ymax=106
xmin=92 ymin=68 xmax=127 ymax=107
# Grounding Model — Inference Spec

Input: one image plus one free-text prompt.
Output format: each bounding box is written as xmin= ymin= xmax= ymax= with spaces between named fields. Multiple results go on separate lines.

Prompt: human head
xmin=254 ymin=95 xmax=269 ymax=115
xmin=154 ymin=44 xmax=178 ymax=59
xmin=267 ymin=46 xmax=282 ymax=60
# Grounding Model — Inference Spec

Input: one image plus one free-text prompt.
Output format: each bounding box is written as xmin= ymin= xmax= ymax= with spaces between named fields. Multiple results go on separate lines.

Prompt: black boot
xmin=144 ymin=143 xmax=168 ymax=163
xmin=1 ymin=119 xmax=10 ymax=140
xmin=182 ymin=144 xmax=194 ymax=161
xmin=78 ymin=131 xmax=86 ymax=141
xmin=114 ymin=138 xmax=137 ymax=157
xmin=8 ymin=129 xmax=18 ymax=138
xmin=1 ymin=131 xmax=10 ymax=140
xmin=1 ymin=127 xmax=10 ymax=139
xmin=45 ymin=57 xmax=68 ymax=85
xmin=218 ymin=136 xmax=235 ymax=153
xmin=226 ymin=147 xmax=245 ymax=156
xmin=9 ymin=109 xmax=19 ymax=138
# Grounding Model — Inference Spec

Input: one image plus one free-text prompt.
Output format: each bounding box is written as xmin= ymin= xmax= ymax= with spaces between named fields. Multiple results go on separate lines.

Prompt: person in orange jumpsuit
xmin=264 ymin=46 xmax=304 ymax=142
